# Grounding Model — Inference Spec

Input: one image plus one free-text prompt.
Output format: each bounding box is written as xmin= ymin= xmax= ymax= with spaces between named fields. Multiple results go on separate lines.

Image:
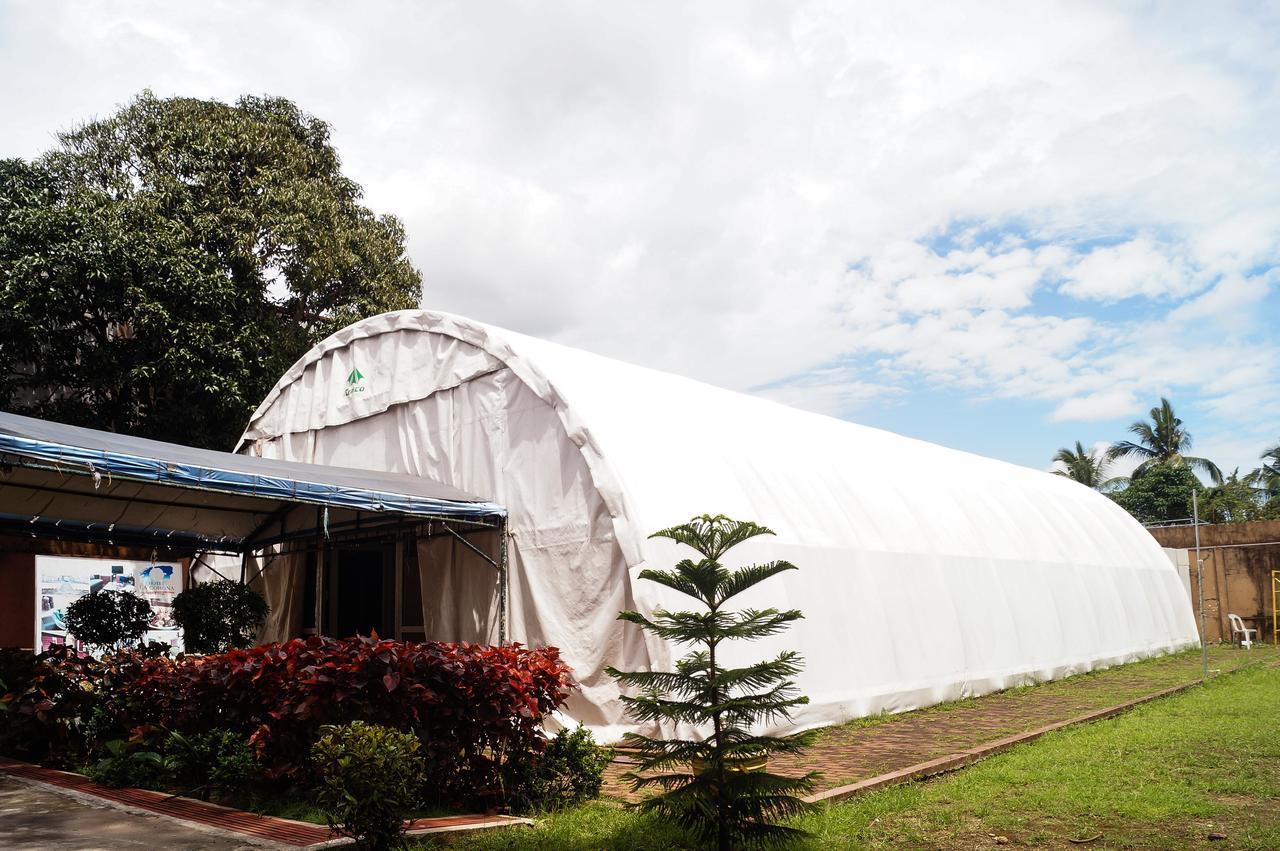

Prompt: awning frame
xmin=0 ymin=412 xmax=512 ymax=643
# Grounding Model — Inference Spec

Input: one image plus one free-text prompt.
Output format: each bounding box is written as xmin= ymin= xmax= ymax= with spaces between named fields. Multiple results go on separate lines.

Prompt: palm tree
xmin=1107 ymin=397 xmax=1223 ymax=484
xmin=1257 ymin=440 xmax=1280 ymax=499
xmin=1052 ymin=441 xmax=1123 ymax=490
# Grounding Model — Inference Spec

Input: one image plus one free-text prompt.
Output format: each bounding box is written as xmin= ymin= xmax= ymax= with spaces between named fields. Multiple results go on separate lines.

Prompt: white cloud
xmin=1059 ymin=237 xmax=1202 ymax=302
xmin=1 ymin=0 xmax=1278 ymax=473
xmin=755 ymin=367 xmax=902 ymax=419
xmin=1051 ymin=389 xmax=1138 ymax=423
xmin=1167 ymin=270 xmax=1274 ymax=325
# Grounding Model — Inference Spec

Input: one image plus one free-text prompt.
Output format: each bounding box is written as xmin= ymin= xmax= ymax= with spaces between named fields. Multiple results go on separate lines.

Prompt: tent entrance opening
xmin=331 ymin=547 xmax=393 ymax=638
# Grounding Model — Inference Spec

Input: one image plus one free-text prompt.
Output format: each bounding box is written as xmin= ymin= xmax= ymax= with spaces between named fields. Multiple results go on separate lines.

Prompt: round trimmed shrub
xmin=65 ymin=590 xmax=153 ymax=651
xmin=513 ymin=725 xmax=613 ymax=812
xmin=171 ymin=579 xmax=268 ymax=654
xmin=312 ymin=721 xmax=425 ymax=850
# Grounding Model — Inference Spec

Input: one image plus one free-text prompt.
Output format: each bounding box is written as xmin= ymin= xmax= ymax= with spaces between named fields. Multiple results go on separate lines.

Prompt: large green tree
xmin=1 ymin=91 xmax=420 ymax=448
xmin=1200 ymin=469 xmax=1279 ymax=524
xmin=1109 ymin=463 xmax=1204 ymax=525
xmin=1107 ymin=397 xmax=1223 ymax=484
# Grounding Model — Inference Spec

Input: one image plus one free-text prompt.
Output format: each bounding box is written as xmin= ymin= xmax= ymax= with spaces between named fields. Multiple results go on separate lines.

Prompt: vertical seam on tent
xmin=421 ymin=314 xmax=644 ymax=569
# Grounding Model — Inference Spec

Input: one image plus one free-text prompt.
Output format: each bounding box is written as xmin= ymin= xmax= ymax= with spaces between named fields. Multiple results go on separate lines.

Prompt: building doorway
xmin=330 ymin=547 xmax=394 ymax=638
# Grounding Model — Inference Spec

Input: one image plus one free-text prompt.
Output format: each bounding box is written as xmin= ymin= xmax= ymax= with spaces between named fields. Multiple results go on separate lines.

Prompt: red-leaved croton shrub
xmin=125 ymin=636 xmax=575 ymax=803
xmin=2 ymin=637 xmax=575 ymax=805
xmin=0 ymin=645 xmax=160 ymax=764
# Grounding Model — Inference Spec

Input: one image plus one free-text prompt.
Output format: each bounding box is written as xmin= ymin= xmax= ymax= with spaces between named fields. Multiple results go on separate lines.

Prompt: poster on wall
xmin=35 ymin=556 xmax=185 ymax=654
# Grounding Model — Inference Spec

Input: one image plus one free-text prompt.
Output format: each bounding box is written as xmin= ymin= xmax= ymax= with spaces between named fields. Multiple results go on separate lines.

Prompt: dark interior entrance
xmin=331 ymin=548 xmax=393 ymax=638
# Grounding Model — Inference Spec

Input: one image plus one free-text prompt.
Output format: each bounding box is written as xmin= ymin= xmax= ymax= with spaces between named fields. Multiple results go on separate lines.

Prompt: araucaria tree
xmin=607 ymin=514 xmax=817 ymax=850
xmin=0 ymin=91 xmax=421 ymax=449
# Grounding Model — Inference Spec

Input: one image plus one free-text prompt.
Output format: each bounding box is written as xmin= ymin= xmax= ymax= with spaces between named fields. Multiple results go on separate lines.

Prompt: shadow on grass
xmin=416 ymin=802 xmax=700 ymax=850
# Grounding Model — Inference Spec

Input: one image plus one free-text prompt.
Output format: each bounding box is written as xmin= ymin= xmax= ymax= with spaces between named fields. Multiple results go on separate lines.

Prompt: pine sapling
xmin=607 ymin=514 xmax=818 ymax=849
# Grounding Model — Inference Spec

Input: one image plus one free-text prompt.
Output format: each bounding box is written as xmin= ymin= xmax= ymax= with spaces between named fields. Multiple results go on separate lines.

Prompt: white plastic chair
xmin=1228 ymin=613 xmax=1257 ymax=649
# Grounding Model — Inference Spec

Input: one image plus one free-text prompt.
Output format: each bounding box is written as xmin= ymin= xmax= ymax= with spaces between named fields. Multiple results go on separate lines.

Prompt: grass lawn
xmin=798 ymin=662 xmax=1280 ymax=849
xmin=425 ymin=658 xmax=1280 ymax=850
xmin=821 ymin=643 xmax=1279 ymax=738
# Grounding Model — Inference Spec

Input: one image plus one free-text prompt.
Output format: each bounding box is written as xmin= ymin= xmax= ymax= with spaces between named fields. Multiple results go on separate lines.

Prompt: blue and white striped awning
xmin=0 ymin=411 xmax=503 ymax=553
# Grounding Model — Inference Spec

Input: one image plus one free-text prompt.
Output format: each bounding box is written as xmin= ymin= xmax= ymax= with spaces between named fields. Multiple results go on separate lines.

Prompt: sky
xmin=2 ymin=1 xmax=1278 ymax=476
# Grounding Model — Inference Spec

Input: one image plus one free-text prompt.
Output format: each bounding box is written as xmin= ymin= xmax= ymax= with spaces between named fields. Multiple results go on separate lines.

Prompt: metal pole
xmin=1272 ymin=570 xmax=1278 ymax=647
xmin=499 ymin=517 xmax=509 ymax=646
xmin=1193 ymin=490 xmax=1207 ymax=680
xmin=314 ymin=507 xmax=325 ymax=636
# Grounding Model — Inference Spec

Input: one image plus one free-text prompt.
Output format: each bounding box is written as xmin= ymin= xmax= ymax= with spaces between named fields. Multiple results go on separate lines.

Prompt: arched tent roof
xmin=241 ymin=310 xmax=1199 ymax=735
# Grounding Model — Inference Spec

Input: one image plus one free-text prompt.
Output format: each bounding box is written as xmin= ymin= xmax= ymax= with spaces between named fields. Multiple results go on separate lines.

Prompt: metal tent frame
xmin=0 ymin=412 xmax=510 ymax=643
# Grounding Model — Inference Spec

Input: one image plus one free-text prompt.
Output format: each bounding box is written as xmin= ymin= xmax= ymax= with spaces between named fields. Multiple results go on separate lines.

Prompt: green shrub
xmin=136 ymin=640 xmax=175 ymax=658
xmin=312 ymin=721 xmax=425 ymax=850
xmin=171 ymin=579 xmax=268 ymax=654
xmin=78 ymin=705 xmax=120 ymax=755
xmin=513 ymin=725 xmax=614 ymax=812
xmin=87 ymin=739 xmax=170 ymax=789
xmin=165 ymin=729 xmax=259 ymax=799
xmin=65 ymin=590 xmax=153 ymax=651
xmin=1109 ymin=463 xmax=1204 ymax=525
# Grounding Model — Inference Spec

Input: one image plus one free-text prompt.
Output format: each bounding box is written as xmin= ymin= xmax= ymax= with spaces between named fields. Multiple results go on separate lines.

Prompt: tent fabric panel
xmin=416 ymin=531 xmax=501 ymax=645
xmin=248 ymin=550 xmax=306 ymax=644
xmin=251 ymin=363 xmax=649 ymax=731
xmin=0 ymin=459 xmax=490 ymax=555
xmin=243 ymin=321 xmax=507 ymax=441
xmin=0 ymin=465 xmax=274 ymax=527
xmin=240 ymin=310 xmax=1200 ymax=739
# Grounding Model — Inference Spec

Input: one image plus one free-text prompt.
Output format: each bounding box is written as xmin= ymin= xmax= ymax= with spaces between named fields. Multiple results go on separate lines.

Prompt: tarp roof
xmin=0 ymin=411 xmax=503 ymax=553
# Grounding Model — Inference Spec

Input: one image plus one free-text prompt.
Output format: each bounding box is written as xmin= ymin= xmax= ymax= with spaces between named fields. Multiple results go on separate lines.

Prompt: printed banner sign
xmin=36 ymin=556 xmax=185 ymax=654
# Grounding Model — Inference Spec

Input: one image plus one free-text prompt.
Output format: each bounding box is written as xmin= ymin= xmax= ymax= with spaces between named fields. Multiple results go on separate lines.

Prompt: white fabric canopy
xmin=239 ymin=310 xmax=1199 ymax=740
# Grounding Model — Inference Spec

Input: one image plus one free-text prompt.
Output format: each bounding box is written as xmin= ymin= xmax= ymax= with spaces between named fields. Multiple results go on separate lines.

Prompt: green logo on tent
xmin=344 ymin=365 xmax=366 ymax=397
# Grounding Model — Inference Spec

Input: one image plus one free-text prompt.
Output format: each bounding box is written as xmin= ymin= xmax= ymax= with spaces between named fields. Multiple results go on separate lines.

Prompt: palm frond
xmin=1108 ymin=439 xmax=1156 ymax=462
xmin=1188 ymin=454 xmax=1224 ymax=485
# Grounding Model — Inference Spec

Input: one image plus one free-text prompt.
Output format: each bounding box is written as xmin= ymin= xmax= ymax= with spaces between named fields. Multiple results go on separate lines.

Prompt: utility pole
xmin=1193 ymin=490 xmax=1207 ymax=681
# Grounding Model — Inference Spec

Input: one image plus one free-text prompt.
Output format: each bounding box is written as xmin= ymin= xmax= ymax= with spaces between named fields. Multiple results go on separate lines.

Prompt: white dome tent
xmin=239 ymin=310 xmax=1198 ymax=739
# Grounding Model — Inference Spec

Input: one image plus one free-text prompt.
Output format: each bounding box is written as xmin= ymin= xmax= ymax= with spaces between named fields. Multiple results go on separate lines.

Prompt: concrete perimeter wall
xmin=1148 ymin=520 xmax=1280 ymax=644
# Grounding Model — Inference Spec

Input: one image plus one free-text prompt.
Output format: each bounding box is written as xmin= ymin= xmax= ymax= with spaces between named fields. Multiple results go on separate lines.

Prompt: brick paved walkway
xmin=0 ymin=757 xmax=531 ymax=848
xmin=602 ymin=645 xmax=1280 ymax=802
